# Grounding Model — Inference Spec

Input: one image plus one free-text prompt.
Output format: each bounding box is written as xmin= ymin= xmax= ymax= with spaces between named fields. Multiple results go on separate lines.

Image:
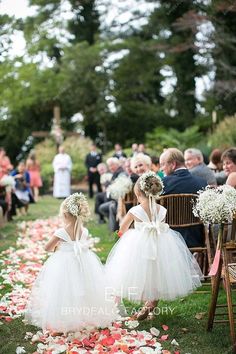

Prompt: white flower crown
xmin=64 ymin=192 xmax=90 ymax=221
xmin=139 ymin=171 xmax=164 ymax=198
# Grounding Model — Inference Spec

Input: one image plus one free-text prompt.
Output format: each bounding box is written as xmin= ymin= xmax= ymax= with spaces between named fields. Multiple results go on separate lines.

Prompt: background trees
xmin=0 ymin=0 xmax=235 ymax=161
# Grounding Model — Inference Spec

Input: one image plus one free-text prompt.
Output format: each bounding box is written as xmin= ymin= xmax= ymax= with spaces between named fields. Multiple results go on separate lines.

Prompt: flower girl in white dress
xmin=25 ymin=193 xmax=117 ymax=333
xmin=106 ymin=172 xmax=203 ymax=319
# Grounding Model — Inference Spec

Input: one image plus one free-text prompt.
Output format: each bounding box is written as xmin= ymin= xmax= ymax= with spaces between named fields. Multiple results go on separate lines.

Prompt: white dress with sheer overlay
xmin=25 ymin=227 xmax=117 ymax=332
xmin=106 ymin=204 xmax=203 ymax=302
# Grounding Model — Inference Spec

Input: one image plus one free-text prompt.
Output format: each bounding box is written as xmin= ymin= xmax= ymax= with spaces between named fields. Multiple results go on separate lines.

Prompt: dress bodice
xmin=128 ymin=204 xmax=167 ymax=223
xmin=54 ymin=227 xmax=90 ymax=257
xmin=128 ymin=204 xmax=169 ymax=236
xmin=54 ymin=227 xmax=89 ymax=243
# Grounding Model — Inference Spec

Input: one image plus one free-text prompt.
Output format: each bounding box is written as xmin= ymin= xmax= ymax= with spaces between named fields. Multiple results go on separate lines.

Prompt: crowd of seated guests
xmin=92 ymin=143 xmax=236 ymax=246
xmin=0 ymin=147 xmax=36 ymax=226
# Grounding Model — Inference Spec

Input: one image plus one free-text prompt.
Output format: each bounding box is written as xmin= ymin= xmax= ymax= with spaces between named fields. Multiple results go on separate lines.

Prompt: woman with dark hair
xmin=208 ymin=149 xmax=223 ymax=173
xmin=222 ymin=148 xmax=236 ymax=188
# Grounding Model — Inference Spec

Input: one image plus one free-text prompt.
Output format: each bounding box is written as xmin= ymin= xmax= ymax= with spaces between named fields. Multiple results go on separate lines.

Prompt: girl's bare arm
xmin=45 ymin=236 xmax=60 ymax=252
xmin=119 ymin=212 xmax=135 ymax=234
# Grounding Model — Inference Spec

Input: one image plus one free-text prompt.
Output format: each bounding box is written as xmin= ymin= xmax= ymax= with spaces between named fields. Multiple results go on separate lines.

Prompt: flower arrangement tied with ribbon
xmin=192 ymin=185 xmax=236 ymax=225
xmin=193 ymin=185 xmax=236 ymax=276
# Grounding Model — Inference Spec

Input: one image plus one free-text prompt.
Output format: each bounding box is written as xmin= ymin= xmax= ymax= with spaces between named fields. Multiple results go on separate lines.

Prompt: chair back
xmin=116 ymin=188 xmax=138 ymax=224
xmin=157 ymin=193 xmax=202 ymax=228
xmin=123 ymin=189 xmax=138 ymax=211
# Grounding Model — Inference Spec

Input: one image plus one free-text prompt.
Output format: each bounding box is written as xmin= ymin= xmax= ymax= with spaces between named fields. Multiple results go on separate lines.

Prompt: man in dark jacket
xmin=160 ymin=148 xmax=207 ymax=248
xmin=85 ymin=144 xmax=102 ymax=198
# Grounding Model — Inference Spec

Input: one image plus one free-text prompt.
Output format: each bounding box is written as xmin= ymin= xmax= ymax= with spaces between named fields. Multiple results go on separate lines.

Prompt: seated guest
xmin=97 ymin=163 xmax=112 ymax=192
xmin=0 ymin=184 xmax=8 ymax=220
xmin=113 ymin=143 xmax=127 ymax=159
xmin=208 ymin=149 xmax=223 ymax=173
xmin=222 ymin=147 xmax=236 ymax=188
xmin=11 ymin=162 xmax=33 ymax=215
xmin=95 ymin=158 xmax=125 ymax=225
xmin=184 ymin=148 xmax=216 ymax=185
xmin=98 ymin=158 xmax=127 ymax=231
xmin=208 ymin=149 xmax=227 ymax=185
xmin=151 ymin=156 xmax=164 ymax=179
xmin=122 ymin=158 xmax=139 ymax=183
xmin=160 ymin=148 xmax=207 ymax=248
xmin=0 ymin=170 xmax=16 ymax=221
xmin=130 ymin=153 xmax=152 ymax=176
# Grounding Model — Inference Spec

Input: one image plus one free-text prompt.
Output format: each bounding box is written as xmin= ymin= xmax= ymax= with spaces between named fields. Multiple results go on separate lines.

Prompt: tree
xmin=210 ymin=0 xmax=236 ymax=117
xmin=143 ymin=0 xmax=207 ymax=130
xmin=109 ymin=37 xmax=167 ymax=144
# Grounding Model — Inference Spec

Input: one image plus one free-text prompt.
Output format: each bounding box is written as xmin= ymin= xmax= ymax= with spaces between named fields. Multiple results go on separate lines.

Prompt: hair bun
xmin=63 ymin=193 xmax=90 ymax=221
xmin=139 ymin=171 xmax=163 ymax=198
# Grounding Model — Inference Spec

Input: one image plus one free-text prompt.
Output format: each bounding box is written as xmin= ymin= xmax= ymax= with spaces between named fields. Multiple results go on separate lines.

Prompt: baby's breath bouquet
xmin=107 ymin=175 xmax=133 ymax=200
xmin=193 ymin=185 xmax=236 ymax=224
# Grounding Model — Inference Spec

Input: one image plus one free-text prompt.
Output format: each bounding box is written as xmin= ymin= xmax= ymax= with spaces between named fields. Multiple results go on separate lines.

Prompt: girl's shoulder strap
xmin=54 ymin=228 xmax=71 ymax=242
xmin=128 ymin=205 xmax=149 ymax=222
xmin=158 ymin=204 xmax=167 ymax=221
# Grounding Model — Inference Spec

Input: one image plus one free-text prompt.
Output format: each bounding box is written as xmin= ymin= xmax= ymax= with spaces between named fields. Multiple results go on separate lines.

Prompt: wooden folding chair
xmin=157 ymin=193 xmax=214 ymax=276
xmin=116 ymin=189 xmax=138 ymax=224
xmin=207 ymin=218 xmax=236 ymax=353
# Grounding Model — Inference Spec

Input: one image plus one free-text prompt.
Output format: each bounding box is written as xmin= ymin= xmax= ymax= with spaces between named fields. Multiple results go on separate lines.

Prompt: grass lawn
xmin=0 ymin=195 xmax=234 ymax=354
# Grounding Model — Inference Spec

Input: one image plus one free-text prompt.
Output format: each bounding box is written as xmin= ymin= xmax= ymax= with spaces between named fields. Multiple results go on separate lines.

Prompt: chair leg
xmin=207 ymin=258 xmax=222 ymax=331
xmin=223 ymin=249 xmax=236 ymax=352
xmin=203 ymin=250 xmax=209 ymax=277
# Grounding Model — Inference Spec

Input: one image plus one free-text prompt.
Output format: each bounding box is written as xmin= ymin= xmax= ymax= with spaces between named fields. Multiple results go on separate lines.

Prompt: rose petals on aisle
xmin=0 ymin=217 xmax=181 ymax=353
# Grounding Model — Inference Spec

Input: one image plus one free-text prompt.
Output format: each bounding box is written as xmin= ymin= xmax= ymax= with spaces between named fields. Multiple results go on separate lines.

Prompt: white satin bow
xmin=72 ymin=239 xmax=89 ymax=269
xmin=141 ymin=221 xmax=169 ymax=260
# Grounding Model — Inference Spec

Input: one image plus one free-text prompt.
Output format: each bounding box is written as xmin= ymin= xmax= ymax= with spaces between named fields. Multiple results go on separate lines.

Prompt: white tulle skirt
xmin=105 ymin=228 xmax=203 ymax=302
xmin=25 ymin=243 xmax=118 ymax=332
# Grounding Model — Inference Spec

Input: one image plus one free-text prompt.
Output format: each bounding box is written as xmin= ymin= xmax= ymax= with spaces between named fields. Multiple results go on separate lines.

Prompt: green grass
xmin=0 ymin=195 xmax=234 ymax=354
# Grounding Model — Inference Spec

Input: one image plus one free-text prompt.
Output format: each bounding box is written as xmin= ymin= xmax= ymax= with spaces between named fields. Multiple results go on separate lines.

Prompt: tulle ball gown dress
xmin=106 ymin=204 xmax=203 ymax=302
xmin=25 ymin=227 xmax=117 ymax=332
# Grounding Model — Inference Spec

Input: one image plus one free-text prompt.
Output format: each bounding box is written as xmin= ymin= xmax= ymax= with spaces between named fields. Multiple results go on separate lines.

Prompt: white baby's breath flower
xmin=193 ymin=185 xmax=236 ymax=224
xmin=107 ymin=175 xmax=133 ymax=200
xmin=16 ymin=347 xmax=26 ymax=354
xmin=139 ymin=171 xmax=163 ymax=198
xmin=64 ymin=193 xmax=90 ymax=221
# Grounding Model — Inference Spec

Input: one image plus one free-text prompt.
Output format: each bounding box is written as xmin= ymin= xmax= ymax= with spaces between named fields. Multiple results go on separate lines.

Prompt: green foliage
xmin=146 ymin=125 xmax=203 ymax=153
xmin=210 ymin=1 xmax=236 ymax=117
xmin=0 ymin=0 xmax=236 ymax=158
xmin=208 ymin=115 xmax=236 ymax=150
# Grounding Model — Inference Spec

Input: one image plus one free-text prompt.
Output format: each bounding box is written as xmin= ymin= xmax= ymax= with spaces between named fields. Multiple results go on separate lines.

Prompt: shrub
xmin=208 ymin=115 xmax=236 ymax=150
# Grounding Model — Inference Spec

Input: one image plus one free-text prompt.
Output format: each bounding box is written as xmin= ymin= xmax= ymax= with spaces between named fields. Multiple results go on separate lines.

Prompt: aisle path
xmin=0 ymin=217 xmax=180 ymax=354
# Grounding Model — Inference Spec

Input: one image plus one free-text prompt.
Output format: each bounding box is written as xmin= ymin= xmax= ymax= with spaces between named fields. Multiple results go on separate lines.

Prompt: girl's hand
xmin=117 ymin=230 xmax=123 ymax=237
xmin=119 ymin=212 xmax=134 ymax=234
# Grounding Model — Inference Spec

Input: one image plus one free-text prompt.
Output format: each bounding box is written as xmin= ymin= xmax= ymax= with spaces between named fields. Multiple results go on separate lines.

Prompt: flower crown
xmin=63 ymin=193 xmax=90 ymax=221
xmin=139 ymin=171 xmax=164 ymax=198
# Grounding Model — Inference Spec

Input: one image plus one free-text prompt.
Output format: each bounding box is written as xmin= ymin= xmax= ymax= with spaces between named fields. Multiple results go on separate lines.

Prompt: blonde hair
xmin=163 ymin=148 xmax=185 ymax=167
xmin=135 ymin=171 xmax=163 ymax=198
xmin=60 ymin=193 xmax=90 ymax=240
xmin=131 ymin=153 xmax=152 ymax=171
